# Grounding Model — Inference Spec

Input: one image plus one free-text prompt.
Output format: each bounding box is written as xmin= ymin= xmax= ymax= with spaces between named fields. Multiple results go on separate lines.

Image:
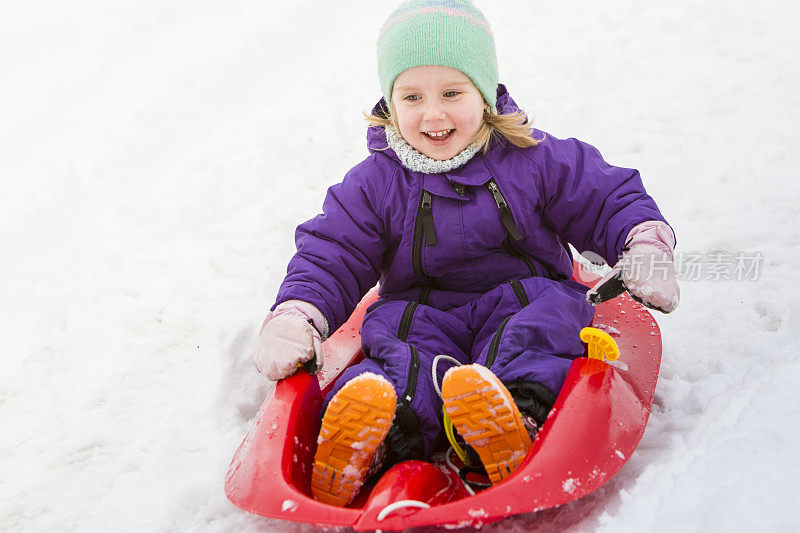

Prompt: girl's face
xmin=391 ymin=65 xmax=485 ymax=161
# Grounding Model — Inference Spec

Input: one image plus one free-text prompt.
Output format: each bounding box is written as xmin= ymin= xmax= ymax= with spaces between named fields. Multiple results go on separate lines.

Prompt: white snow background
xmin=2 ymin=1 xmax=799 ymax=531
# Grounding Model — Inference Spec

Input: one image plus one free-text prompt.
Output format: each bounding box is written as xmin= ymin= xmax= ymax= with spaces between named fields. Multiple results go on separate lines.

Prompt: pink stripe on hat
xmin=380 ymin=6 xmax=492 ymax=37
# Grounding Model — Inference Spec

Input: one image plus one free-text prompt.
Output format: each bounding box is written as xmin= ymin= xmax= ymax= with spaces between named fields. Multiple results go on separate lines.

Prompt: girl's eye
xmin=403 ymin=94 xmax=421 ymax=102
xmin=443 ymin=90 xmax=461 ymax=98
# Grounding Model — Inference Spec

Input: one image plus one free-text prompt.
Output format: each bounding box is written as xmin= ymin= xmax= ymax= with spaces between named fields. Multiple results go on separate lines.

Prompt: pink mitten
xmin=251 ymin=300 xmax=330 ymax=381
xmin=587 ymin=221 xmax=680 ymax=313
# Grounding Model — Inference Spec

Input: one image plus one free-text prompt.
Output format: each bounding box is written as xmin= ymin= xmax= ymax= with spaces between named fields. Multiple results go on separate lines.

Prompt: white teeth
xmin=425 ymin=130 xmax=452 ymax=138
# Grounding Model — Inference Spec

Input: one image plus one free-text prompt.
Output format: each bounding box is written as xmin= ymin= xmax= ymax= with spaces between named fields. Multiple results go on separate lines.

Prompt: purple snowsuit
xmin=273 ymin=85 xmax=670 ymax=461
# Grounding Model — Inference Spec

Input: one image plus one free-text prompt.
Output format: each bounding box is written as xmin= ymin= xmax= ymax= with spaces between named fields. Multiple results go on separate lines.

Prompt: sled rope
xmin=445 ymin=447 xmax=476 ymax=496
xmin=376 ymin=499 xmax=431 ymax=521
xmin=431 ymin=355 xmax=491 ymax=495
xmin=430 ymin=355 xmax=472 ymax=465
xmin=431 ymin=354 xmax=463 ymax=399
xmin=443 ymin=409 xmax=469 ymax=464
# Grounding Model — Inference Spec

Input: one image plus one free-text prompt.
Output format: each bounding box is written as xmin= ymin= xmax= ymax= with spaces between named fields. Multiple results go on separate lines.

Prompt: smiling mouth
xmin=423 ymin=129 xmax=454 ymax=141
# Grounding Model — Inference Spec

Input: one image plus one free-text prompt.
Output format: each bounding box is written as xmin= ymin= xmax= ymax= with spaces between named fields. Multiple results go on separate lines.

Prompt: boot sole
xmin=311 ymin=373 xmax=397 ymax=506
xmin=442 ymin=364 xmax=532 ymax=485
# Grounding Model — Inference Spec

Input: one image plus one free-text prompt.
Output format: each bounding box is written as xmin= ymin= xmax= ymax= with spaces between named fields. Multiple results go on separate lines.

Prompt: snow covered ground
xmin=2 ymin=0 xmax=799 ymax=531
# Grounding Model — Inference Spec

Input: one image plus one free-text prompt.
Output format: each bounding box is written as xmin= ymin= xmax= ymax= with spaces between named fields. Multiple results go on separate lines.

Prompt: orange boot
xmin=311 ymin=373 xmax=397 ymax=506
xmin=441 ymin=364 xmax=532 ymax=485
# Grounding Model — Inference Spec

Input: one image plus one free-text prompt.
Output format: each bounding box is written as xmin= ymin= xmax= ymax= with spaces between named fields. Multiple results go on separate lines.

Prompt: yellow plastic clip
xmin=580 ymin=327 xmax=620 ymax=362
xmin=442 ymin=408 xmax=470 ymax=465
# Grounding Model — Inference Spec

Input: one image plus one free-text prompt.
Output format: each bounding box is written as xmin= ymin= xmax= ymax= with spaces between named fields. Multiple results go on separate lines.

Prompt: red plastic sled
xmin=225 ymin=264 xmax=662 ymax=530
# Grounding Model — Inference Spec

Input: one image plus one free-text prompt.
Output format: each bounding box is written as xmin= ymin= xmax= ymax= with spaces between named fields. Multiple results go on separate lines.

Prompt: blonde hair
xmin=365 ymin=101 xmax=542 ymax=153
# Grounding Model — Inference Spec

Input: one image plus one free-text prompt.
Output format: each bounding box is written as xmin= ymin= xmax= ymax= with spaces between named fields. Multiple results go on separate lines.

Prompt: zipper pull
xmin=486 ymin=180 xmax=523 ymax=241
xmin=420 ymin=190 xmax=438 ymax=246
xmin=486 ymin=181 xmax=507 ymax=208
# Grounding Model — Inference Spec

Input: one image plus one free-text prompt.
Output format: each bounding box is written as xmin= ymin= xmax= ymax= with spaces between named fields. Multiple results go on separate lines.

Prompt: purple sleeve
xmin=272 ymin=159 xmax=392 ymax=331
xmin=535 ymin=136 xmax=670 ymax=266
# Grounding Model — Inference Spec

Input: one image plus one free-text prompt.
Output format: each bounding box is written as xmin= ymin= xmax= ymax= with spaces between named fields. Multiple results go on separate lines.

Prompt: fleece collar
xmin=384 ymin=126 xmax=479 ymax=174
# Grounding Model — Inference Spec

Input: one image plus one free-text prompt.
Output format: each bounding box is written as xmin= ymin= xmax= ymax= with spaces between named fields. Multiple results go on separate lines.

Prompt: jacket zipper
xmin=485 ymin=179 xmax=538 ymax=277
xmin=486 ymin=179 xmax=523 ymax=241
xmin=450 ymin=180 xmax=466 ymax=197
xmin=484 ymin=315 xmax=511 ymax=369
xmin=397 ymin=302 xmax=421 ymax=406
xmin=412 ymin=189 xmax=440 ymax=288
xmin=503 ymin=239 xmax=537 ymax=277
xmin=509 ymin=279 xmax=530 ymax=307
xmin=483 ymin=283 xmax=527 ymax=370
xmin=418 ymin=190 xmax=437 ymax=246
xmin=418 ymin=287 xmax=433 ymax=306
xmin=401 ymin=347 xmax=421 ymax=404
xmin=398 ymin=301 xmax=418 ymax=342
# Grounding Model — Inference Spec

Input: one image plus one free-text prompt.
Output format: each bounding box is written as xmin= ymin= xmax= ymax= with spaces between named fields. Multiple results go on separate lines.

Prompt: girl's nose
xmin=422 ymin=102 xmax=446 ymax=121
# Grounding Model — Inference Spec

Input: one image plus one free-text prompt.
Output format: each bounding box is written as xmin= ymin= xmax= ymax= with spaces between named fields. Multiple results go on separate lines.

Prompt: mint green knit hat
xmin=377 ymin=0 xmax=499 ymax=109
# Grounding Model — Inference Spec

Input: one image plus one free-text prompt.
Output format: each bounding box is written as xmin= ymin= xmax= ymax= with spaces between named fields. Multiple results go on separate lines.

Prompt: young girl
xmin=252 ymin=0 xmax=679 ymax=506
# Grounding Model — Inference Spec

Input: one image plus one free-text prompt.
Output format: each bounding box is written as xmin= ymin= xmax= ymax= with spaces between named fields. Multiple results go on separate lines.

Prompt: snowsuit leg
xmin=321 ymin=298 xmax=472 ymax=460
xmin=452 ymin=278 xmax=595 ymax=423
xmin=322 ymin=278 xmax=593 ymax=460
